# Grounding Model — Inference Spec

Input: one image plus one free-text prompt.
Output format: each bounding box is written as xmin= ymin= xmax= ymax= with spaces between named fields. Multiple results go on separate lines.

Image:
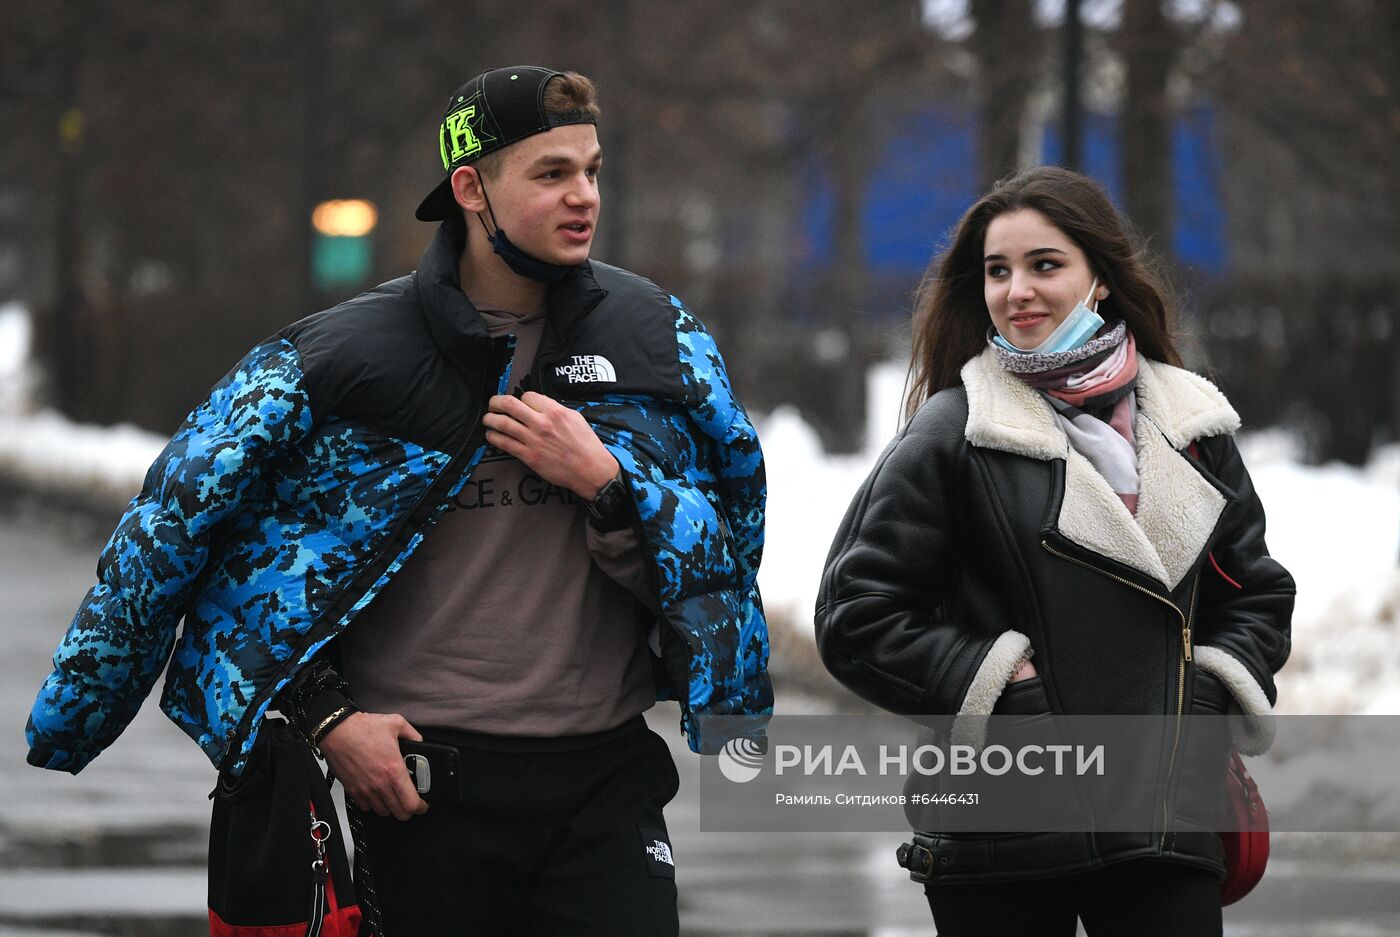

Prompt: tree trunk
xmin=827 ymin=132 xmax=869 ymax=453
xmin=969 ymin=0 xmax=1035 ymax=190
xmin=1120 ymin=0 xmax=1176 ymax=253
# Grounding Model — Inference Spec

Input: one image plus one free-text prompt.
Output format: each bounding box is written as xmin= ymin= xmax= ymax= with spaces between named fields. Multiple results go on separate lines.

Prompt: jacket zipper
xmin=225 ymin=358 xmax=503 ymax=776
xmin=1156 ymin=574 xmax=1200 ymax=846
xmin=1039 ymin=540 xmax=1195 ymax=848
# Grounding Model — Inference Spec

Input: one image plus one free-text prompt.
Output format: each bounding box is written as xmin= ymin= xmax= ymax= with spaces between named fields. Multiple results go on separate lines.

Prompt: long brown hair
xmin=905 ymin=166 xmax=1182 ymax=418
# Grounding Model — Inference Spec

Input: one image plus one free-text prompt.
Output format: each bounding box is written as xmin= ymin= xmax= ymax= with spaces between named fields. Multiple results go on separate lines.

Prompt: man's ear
xmin=451 ymin=166 xmax=487 ymax=214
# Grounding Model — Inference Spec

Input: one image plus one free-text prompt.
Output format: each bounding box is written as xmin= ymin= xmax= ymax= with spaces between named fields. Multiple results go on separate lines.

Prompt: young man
xmin=26 ymin=66 xmax=771 ymax=935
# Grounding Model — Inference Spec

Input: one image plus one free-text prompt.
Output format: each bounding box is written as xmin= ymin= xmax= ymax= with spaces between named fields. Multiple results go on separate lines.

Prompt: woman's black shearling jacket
xmin=816 ymin=348 xmax=1294 ymax=884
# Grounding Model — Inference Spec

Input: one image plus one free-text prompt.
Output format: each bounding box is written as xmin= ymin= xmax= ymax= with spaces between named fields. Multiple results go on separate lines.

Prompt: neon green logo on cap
xmin=440 ymin=104 xmax=482 ymax=169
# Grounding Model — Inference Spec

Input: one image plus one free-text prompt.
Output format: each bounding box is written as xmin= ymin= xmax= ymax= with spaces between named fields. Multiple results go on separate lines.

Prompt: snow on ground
xmin=2 ymin=306 xmax=1397 ymax=713
xmin=1238 ymin=434 xmax=1400 ymax=715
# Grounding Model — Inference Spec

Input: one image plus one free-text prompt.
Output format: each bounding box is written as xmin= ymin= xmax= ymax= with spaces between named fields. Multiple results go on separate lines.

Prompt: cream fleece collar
xmin=960 ymin=347 xmax=1240 ymax=589
xmin=961 ymin=346 xmax=1239 ymax=461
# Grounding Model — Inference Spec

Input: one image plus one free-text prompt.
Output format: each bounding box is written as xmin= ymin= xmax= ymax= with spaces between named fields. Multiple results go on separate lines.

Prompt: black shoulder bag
xmin=208 ymin=718 xmax=364 ymax=936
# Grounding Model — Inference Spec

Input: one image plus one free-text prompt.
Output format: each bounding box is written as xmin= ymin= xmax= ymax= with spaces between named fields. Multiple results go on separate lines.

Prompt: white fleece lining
xmin=1059 ymin=446 xmax=1169 ymax=584
xmin=962 ymin=350 xmax=1238 ymax=590
xmin=950 ymin=630 xmax=1032 ymax=750
xmin=1193 ymin=645 xmax=1275 ymax=755
xmin=962 ymin=349 xmax=1067 ymax=462
xmin=1132 ymin=414 xmax=1228 ymax=590
xmin=1134 ymin=357 xmax=1241 ymax=448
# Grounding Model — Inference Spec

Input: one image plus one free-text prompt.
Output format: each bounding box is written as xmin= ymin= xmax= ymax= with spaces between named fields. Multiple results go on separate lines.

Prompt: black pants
xmin=353 ymin=717 xmax=680 ymax=937
xmin=926 ymin=860 xmax=1223 ymax=937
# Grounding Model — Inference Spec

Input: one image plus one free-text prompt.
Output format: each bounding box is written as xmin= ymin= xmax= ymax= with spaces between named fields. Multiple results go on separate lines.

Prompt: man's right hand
xmin=318 ymin=711 xmax=429 ymax=821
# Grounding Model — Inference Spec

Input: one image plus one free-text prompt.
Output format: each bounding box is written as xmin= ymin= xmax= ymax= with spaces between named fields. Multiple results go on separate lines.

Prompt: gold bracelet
xmin=310 ymin=705 xmax=354 ymax=746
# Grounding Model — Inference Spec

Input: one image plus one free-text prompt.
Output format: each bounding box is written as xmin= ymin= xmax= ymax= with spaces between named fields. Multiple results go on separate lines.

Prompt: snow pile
xmin=1240 ymin=433 xmax=1400 ymax=715
xmin=0 ymin=302 xmax=34 ymax=415
xmin=0 ymin=411 xmax=164 ymax=506
xmin=0 ymin=304 xmax=165 ymax=506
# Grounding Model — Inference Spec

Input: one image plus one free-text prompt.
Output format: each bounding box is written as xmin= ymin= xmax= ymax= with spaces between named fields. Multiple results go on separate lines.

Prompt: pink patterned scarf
xmin=990 ymin=326 xmax=1142 ymax=513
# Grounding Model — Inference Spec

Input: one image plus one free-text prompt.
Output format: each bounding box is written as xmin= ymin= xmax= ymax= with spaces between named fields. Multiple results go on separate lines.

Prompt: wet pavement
xmin=3 ymin=509 xmax=1399 ymax=935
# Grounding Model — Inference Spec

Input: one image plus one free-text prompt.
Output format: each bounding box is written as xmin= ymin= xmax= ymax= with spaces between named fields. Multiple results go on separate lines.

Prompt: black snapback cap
xmin=415 ymin=65 xmax=598 ymax=222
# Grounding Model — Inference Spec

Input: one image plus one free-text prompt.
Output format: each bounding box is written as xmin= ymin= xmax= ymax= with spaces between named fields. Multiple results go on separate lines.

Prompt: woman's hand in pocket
xmin=992 ymin=675 xmax=1052 ymax=717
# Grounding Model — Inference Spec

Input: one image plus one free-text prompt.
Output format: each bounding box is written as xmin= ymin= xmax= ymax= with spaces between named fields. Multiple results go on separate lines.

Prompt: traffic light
xmin=311 ymin=199 xmax=377 ymax=290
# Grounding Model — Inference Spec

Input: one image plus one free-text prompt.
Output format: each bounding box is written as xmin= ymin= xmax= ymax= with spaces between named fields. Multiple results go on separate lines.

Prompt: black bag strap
xmin=345 ymin=796 xmax=387 ymax=937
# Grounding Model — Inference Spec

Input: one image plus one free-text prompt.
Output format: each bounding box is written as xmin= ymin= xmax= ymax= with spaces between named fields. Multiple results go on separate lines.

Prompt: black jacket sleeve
xmin=1192 ymin=433 xmax=1295 ymax=704
xmin=815 ymin=390 xmax=1002 ymax=716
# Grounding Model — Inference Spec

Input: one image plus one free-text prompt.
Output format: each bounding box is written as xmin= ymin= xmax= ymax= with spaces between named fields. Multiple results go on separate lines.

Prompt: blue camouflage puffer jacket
xmin=26 ymin=219 xmax=772 ymax=776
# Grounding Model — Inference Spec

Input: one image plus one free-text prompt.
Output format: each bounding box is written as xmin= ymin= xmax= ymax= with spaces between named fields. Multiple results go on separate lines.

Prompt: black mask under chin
xmin=473 ymin=177 xmax=577 ymax=285
xmin=484 ymin=223 xmax=576 ymax=285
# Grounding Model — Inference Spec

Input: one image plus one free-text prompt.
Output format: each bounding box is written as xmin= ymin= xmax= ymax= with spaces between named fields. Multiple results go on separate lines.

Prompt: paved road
xmin=2 ymin=509 xmax=1398 ymax=935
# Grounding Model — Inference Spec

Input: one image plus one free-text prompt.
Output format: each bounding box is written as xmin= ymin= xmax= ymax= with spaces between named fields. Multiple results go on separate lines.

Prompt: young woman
xmin=815 ymin=166 xmax=1293 ymax=936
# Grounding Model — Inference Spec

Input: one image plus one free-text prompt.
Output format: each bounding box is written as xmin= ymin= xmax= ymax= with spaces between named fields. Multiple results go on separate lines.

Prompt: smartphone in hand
xmin=400 ymin=740 xmax=465 ymax=807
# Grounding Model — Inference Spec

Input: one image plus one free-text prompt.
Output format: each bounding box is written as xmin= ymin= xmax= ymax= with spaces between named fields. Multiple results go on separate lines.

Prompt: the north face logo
xmin=555 ymin=355 xmax=616 ymax=383
xmin=645 ymin=840 xmax=674 ymax=866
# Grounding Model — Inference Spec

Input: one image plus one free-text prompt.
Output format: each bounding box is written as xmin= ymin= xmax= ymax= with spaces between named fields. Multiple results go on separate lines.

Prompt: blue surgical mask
xmin=993 ymin=277 xmax=1105 ymax=354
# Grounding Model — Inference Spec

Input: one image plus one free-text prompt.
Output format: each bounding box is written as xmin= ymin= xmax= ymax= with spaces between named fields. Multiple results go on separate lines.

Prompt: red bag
xmin=1219 ymin=750 xmax=1269 ymax=905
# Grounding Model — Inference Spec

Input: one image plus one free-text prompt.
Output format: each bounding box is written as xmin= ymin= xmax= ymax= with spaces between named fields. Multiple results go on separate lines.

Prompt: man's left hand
xmin=483 ymin=392 xmax=619 ymax=500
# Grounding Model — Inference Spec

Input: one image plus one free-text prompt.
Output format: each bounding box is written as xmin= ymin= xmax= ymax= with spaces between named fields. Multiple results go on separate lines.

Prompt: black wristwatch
xmin=584 ymin=473 xmax=632 ymax=532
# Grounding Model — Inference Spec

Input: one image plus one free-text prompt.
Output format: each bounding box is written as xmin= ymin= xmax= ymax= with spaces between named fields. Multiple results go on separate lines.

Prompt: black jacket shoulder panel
xmin=903 ymin=385 xmax=971 ymax=450
xmin=279 ymin=276 xmax=477 ymax=453
xmin=540 ymin=260 xmax=684 ymax=400
xmin=281 ymin=276 xmax=414 ymax=412
xmin=589 ymin=260 xmax=673 ymax=309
